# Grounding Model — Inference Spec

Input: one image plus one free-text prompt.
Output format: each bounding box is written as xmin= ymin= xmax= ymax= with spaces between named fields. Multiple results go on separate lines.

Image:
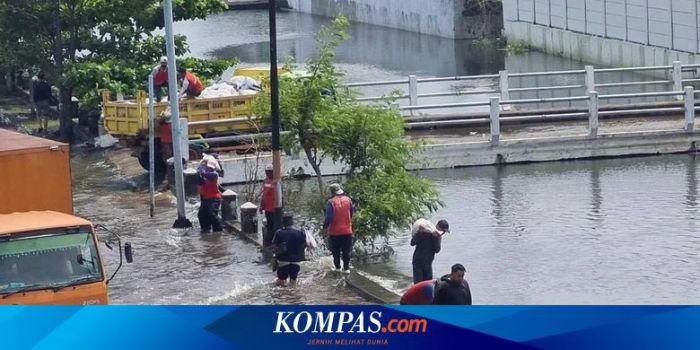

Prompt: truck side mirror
xmin=124 ymin=243 xmax=133 ymax=263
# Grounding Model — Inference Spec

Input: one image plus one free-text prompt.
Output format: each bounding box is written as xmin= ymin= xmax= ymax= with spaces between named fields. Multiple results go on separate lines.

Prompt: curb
xmin=223 ymin=219 xmax=401 ymax=304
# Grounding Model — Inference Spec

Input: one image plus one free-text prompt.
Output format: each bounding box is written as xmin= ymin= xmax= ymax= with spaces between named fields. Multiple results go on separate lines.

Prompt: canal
xmin=79 ymin=10 xmax=699 ymax=304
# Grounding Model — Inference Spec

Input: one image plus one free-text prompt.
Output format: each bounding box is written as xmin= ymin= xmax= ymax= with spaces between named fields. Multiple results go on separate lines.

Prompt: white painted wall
xmin=287 ymin=0 xmax=466 ymax=38
xmin=508 ymin=0 xmax=700 ymax=54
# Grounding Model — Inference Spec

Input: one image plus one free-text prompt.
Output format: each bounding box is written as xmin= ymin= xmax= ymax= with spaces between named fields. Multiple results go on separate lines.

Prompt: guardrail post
xmin=585 ymin=65 xmax=595 ymax=93
xmin=490 ymin=96 xmax=500 ymax=146
xmin=588 ymin=91 xmax=599 ymax=139
xmin=408 ymin=75 xmax=418 ymax=116
xmin=673 ymin=61 xmax=683 ymax=100
xmin=499 ymin=70 xmax=511 ymax=111
xmin=685 ymin=86 xmax=695 ymax=133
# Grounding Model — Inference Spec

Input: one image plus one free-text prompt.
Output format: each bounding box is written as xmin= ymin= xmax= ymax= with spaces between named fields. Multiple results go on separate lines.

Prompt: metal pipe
xmin=417 ymin=74 xmax=499 ymax=83
xmin=399 ymin=101 xmax=491 ymax=110
xmin=163 ymin=0 xmax=191 ymax=228
xmin=269 ymin=0 xmax=283 ymax=240
xmin=508 ymin=84 xmax=585 ymax=92
xmin=599 ymin=91 xmax=684 ymax=99
xmin=148 ymin=74 xmax=155 ymax=218
xmin=189 ymin=131 xmax=291 ymax=144
xmin=508 ymin=69 xmax=586 ymax=77
xmin=594 ymin=80 xmax=671 ymax=88
xmin=502 ymin=96 xmax=590 ymax=104
xmin=595 ymin=65 xmax=673 ymax=72
xmin=597 ymin=107 xmax=684 ymax=116
xmin=417 ymin=90 xmax=499 ymax=98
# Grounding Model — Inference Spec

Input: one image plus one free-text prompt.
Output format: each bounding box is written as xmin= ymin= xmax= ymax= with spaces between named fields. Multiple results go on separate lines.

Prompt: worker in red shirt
xmin=151 ymin=56 xmax=169 ymax=102
xmin=157 ymin=110 xmax=173 ymax=161
xmin=323 ymin=183 xmax=355 ymax=273
xmin=400 ymin=279 xmax=438 ymax=305
xmin=260 ymin=164 xmax=276 ymax=246
xmin=177 ymin=67 xmax=204 ymax=99
xmin=198 ymin=159 xmax=223 ymax=233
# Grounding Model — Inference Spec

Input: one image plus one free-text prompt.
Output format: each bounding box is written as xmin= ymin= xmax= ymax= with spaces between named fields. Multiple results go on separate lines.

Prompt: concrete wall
xmin=503 ymin=0 xmax=700 ymax=69
xmin=287 ymin=0 xmax=500 ymax=39
xmin=214 ymin=130 xmax=700 ymax=184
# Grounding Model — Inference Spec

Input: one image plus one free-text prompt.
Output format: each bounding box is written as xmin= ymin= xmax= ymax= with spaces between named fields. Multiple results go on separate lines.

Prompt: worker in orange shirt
xmin=176 ymin=67 xmax=204 ymax=99
xmin=323 ymin=183 xmax=355 ymax=273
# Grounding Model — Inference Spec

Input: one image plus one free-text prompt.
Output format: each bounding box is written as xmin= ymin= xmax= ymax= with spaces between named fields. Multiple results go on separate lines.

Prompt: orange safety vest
xmin=199 ymin=175 xmax=222 ymax=200
xmin=327 ymin=195 xmax=353 ymax=236
xmin=185 ymin=71 xmax=204 ymax=94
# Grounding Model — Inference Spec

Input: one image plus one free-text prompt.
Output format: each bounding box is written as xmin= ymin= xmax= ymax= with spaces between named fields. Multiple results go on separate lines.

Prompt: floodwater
xmin=77 ymin=10 xmax=699 ymax=304
xmin=72 ymin=151 xmax=366 ymax=304
xmin=277 ymin=154 xmax=700 ymax=304
xmin=173 ymin=9 xmax=679 ymax=114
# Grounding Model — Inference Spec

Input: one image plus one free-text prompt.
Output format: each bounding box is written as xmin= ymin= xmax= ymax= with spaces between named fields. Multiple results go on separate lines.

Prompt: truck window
xmin=0 ymin=231 xmax=103 ymax=294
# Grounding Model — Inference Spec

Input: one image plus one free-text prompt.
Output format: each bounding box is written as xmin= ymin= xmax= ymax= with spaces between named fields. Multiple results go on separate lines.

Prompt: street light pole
xmin=163 ymin=0 xmax=192 ymax=229
xmin=269 ymin=0 xmax=283 ymax=241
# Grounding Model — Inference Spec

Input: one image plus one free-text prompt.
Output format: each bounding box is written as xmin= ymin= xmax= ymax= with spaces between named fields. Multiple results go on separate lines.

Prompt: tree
xmin=252 ymin=15 xmax=443 ymax=245
xmin=0 ymin=0 xmax=231 ymax=142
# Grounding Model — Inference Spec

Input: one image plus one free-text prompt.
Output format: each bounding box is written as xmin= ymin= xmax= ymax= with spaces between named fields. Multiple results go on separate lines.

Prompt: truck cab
xmin=0 ymin=129 xmax=132 ymax=305
xmin=0 ymin=211 xmax=110 ymax=305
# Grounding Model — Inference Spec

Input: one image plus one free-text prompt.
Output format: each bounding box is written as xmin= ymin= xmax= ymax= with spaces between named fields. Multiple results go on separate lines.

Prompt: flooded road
xmin=71 ymin=150 xmax=366 ymax=304
xmin=78 ymin=10 xmax=700 ymax=304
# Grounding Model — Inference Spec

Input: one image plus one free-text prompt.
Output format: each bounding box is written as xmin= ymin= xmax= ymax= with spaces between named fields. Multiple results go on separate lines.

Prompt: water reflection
xmin=191 ymin=10 xmax=504 ymax=77
xmin=588 ymin=162 xmax=604 ymax=228
xmin=272 ymin=154 xmax=700 ymax=304
xmin=686 ymin=155 xmax=698 ymax=210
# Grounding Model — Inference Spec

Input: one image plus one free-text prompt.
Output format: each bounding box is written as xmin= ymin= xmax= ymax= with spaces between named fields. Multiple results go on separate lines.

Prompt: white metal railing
xmin=189 ymin=62 xmax=700 ymax=146
xmin=345 ymin=61 xmax=700 ymax=115
xmin=483 ymin=86 xmax=695 ymax=145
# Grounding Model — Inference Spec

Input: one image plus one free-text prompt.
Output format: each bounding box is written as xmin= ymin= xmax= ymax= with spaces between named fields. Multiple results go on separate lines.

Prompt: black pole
xmin=269 ymin=0 xmax=283 ymax=243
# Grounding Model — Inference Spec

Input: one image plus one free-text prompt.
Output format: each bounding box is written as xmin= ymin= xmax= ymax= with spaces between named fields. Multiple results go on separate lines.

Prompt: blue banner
xmin=1 ymin=306 xmax=698 ymax=349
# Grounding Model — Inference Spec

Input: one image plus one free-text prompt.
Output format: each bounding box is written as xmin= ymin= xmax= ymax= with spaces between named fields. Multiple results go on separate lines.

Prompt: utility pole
xmin=269 ymin=0 xmax=283 ymax=242
xmin=163 ymin=0 xmax=192 ymax=228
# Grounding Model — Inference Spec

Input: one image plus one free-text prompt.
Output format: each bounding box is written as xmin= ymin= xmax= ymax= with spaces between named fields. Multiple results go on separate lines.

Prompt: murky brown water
xmin=71 ymin=150 xmax=367 ymax=304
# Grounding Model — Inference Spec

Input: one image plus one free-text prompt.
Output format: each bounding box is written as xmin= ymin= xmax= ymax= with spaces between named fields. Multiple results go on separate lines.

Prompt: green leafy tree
xmin=252 ymin=15 xmax=443 ymax=245
xmin=0 ymin=0 xmax=230 ymax=142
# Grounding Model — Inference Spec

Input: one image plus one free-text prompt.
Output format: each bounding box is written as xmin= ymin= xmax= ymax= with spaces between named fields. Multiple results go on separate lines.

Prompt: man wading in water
xmin=410 ymin=218 xmax=449 ymax=283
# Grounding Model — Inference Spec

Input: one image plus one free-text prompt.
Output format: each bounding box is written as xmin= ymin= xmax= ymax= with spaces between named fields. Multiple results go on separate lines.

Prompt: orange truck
xmin=0 ymin=129 xmax=132 ymax=305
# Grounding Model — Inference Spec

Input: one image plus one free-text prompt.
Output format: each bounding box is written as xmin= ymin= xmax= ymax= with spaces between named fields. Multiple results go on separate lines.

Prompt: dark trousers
xmin=198 ymin=199 xmax=222 ymax=233
xmin=264 ymin=211 xmax=275 ymax=247
xmin=153 ymin=82 xmax=167 ymax=102
xmin=329 ymin=235 xmax=353 ymax=270
xmin=184 ymin=86 xmax=202 ymax=98
xmin=412 ymin=261 xmax=433 ymax=284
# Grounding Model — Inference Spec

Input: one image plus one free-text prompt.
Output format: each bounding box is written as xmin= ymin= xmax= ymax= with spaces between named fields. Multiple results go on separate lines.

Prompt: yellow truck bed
xmin=102 ymin=90 xmax=263 ymax=138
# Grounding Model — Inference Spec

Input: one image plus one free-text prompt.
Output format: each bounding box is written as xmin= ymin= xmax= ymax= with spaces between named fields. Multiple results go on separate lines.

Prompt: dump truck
xmin=102 ymin=67 xmax=292 ymax=172
xmin=0 ymin=129 xmax=132 ymax=305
